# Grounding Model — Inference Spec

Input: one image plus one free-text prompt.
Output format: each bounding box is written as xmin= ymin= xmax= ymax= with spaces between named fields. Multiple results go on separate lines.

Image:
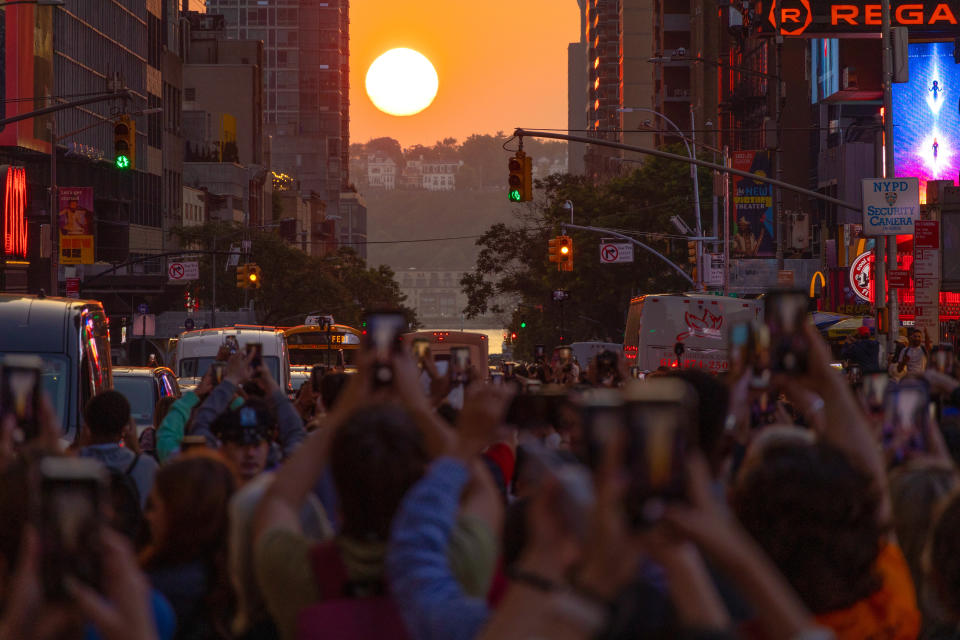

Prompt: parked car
xmin=0 ymin=294 xmax=112 ymax=441
xmin=112 ymin=366 xmax=180 ymax=435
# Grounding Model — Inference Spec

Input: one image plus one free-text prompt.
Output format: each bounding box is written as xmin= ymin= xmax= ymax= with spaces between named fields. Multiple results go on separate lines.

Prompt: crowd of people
xmin=5 ymin=320 xmax=960 ymax=640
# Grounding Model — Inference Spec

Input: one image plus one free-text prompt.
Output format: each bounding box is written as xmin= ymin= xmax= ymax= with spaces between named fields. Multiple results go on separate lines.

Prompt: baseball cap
xmin=857 ymin=326 xmax=871 ymax=338
xmin=212 ymin=401 xmax=272 ymax=445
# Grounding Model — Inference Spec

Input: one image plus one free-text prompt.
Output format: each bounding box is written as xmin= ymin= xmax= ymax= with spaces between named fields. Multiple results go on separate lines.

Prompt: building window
xmin=185 ymin=87 xmax=196 ymax=101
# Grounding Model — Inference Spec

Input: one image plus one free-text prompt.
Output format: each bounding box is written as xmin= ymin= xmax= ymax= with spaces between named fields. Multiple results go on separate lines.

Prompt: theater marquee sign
xmin=757 ymin=0 xmax=959 ymax=35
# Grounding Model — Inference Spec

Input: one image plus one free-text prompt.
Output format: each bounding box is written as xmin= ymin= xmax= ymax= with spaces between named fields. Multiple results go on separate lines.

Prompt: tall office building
xmin=567 ymin=0 xmax=587 ymax=175
xmin=582 ymin=0 xmax=720 ymax=180
xmin=205 ymin=0 xmax=349 ymax=217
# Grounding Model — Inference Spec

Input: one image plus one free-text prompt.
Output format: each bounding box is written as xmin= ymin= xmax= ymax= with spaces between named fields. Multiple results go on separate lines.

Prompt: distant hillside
xmin=365 ymin=188 xmax=521 ymax=271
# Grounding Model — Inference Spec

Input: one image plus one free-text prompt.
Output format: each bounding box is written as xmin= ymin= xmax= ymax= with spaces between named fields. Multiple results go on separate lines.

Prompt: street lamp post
xmin=618 ymin=106 xmax=703 ymax=290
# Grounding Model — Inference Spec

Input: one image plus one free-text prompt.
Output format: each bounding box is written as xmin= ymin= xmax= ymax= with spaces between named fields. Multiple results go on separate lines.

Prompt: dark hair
xmin=320 ymin=373 xmax=349 ymax=411
xmin=211 ymin=398 xmax=274 ymax=444
xmin=930 ymin=491 xmax=960 ymax=620
xmin=732 ymin=442 xmax=885 ymax=613
xmin=330 ymin=404 xmax=427 ymax=542
xmin=84 ymin=390 xmax=131 ymax=440
xmin=141 ymin=451 xmax=237 ymax=568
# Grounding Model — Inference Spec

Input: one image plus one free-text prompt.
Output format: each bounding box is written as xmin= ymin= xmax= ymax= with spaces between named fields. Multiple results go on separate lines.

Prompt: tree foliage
xmin=461 ymin=147 xmax=714 ymax=359
xmin=172 ymin=222 xmax=416 ymax=328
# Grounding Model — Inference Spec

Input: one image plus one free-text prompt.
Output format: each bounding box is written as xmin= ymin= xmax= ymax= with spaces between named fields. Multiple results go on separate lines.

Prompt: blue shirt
xmin=387 ymin=457 xmax=489 ymax=640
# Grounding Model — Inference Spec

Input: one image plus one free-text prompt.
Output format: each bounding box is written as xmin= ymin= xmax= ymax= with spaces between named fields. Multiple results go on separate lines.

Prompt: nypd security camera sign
xmin=861 ymin=178 xmax=919 ymax=236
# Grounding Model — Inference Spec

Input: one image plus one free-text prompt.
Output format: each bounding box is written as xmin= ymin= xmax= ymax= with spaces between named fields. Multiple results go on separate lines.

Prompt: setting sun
xmin=365 ymin=48 xmax=439 ymax=117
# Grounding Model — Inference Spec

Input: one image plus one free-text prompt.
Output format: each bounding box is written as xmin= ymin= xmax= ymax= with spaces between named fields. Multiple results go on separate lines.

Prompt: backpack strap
xmin=310 ymin=540 xmax=350 ymax=600
xmin=125 ymin=453 xmax=141 ymax=476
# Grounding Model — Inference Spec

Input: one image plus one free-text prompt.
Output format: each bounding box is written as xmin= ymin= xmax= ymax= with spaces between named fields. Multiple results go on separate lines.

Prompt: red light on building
xmin=3 ymin=166 xmax=27 ymax=257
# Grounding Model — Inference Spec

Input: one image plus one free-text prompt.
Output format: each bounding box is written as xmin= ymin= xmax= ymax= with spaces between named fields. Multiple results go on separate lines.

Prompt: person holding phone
xmin=77 ymin=390 xmax=158 ymax=510
xmin=898 ymin=329 xmax=928 ymax=376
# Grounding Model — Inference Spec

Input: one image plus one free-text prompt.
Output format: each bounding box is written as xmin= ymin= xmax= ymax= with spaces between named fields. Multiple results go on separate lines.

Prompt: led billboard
xmin=893 ymin=41 xmax=960 ymax=201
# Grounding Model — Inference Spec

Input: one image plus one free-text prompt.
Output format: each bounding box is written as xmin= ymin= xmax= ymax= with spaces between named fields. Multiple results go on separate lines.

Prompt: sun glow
xmin=365 ymin=48 xmax=439 ymax=117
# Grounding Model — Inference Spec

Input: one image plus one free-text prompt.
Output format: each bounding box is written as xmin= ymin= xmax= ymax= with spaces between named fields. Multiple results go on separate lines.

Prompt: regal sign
xmin=758 ymin=0 xmax=959 ymax=35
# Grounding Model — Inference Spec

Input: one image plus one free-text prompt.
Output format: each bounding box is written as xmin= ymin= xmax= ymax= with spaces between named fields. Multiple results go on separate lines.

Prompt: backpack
xmin=295 ymin=540 xmax=410 ymax=640
xmin=108 ymin=454 xmax=143 ymax=541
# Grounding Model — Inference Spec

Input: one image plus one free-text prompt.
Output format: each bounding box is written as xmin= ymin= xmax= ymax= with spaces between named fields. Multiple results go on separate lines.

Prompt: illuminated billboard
xmin=893 ymin=41 xmax=960 ymax=201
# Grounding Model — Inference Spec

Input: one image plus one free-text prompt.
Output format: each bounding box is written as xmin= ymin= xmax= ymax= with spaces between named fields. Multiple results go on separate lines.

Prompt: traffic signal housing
xmin=548 ymin=236 xmax=560 ymax=263
xmin=113 ymin=115 xmax=135 ymax=170
xmin=687 ymin=240 xmax=696 ymax=265
xmin=557 ymin=235 xmax=573 ymax=272
xmin=236 ymin=263 xmax=262 ymax=289
xmin=507 ymin=150 xmax=533 ymax=202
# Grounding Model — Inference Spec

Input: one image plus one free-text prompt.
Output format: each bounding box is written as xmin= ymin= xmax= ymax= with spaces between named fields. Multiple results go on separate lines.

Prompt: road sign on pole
xmin=168 ymin=261 xmax=200 ymax=282
xmin=599 ymin=242 xmax=634 ymax=263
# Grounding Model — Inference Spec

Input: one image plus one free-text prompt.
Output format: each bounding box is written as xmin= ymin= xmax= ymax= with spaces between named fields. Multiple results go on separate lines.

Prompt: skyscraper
xmin=205 ymin=0 xmax=349 ymax=217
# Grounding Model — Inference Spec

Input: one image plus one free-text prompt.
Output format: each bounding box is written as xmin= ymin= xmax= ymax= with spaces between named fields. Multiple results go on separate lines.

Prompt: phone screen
xmin=624 ymin=402 xmax=687 ymax=527
xmin=365 ymin=312 xmax=406 ymax=386
xmin=2 ymin=359 xmax=42 ymax=442
xmin=224 ymin=335 xmax=239 ymax=355
xmin=246 ymin=343 xmax=263 ymax=369
xmin=311 ymin=365 xmax=325 ymax=393
xmin=860 ymin=372 xmax=889 ymax=412
xmin=764 ymin=291 xmax=809 ymax=374
xmin=579 ymin=391 xmax=625 ymax=469
xmin=450 ymin=347 xmax=471 ymax=385
xmin=210 ymin=362 xmax=226 ymax=384
xmin=883 ymin=380 xmax=929 ymax=463
xmin=934 ymin=345 xmax=954 ymax=373
xmin=412 ymin=339 xmax=430 ymax=361
xmin=39 ymin=459 xmax=104 ymax=601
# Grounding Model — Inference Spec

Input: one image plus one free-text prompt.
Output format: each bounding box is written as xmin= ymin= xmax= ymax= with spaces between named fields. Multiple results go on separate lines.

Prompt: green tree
xmin=461 ymin=147 xmax=712 ymax=360
xmin=171 ymin=222 xmax=415 ymax=327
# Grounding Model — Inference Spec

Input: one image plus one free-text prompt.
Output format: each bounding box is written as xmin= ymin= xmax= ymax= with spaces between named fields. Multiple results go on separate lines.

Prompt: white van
xmin=624 ymin=294 xmax=762 ymax=373
xmin=175 ymin=325 xmax=292 ymax=393
xmin=567 ymin=342 xmax=623 ymax=368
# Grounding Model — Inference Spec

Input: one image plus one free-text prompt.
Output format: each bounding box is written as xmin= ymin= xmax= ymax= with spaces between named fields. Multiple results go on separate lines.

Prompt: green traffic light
xmin=115 ymin=155 xmax=131 ymax=169
xmin=508 ymin=189 xmax=522 ymax=202
xmin=520 ymin=321 xmax=527 ymax=328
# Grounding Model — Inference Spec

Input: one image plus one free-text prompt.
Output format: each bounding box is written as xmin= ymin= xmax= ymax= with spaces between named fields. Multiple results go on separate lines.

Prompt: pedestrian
xmin=141 ymin=450 xmax=237 ymax=640
xmin=899 ymin=329 xmax=929 ymax=376
xmin=212 ymin=400 xmax=273 ymax=484
xmin=78 ymin=390 xmax=158 ymax=510
xmin=841 ymin=326 xmax=881 ymax=371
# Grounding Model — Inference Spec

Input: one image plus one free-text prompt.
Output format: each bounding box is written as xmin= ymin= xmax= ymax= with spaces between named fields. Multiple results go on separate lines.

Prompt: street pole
xmin=211 ymin=235 xmax=217 ymax=328
xmin=774 ymin=25 xmax=785 ymax=272
xmin=882 ymin=0 xmax=898 ymax=353
xmin=689 ymin=104 xmax=703 ymax=290
xmin=723 ymin=146 xmax=731 ymax=295
xmin=48 ymin=119 xmax=57 ymax=295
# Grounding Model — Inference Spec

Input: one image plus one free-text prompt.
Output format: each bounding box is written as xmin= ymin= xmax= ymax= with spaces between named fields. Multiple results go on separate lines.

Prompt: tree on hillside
xmin=364 ymin=137 xmax=404 ymax=169
xmin=461 ymin=146 xmax=711 ymax=360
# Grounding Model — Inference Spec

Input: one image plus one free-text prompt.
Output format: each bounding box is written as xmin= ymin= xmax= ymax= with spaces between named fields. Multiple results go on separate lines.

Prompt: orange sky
xmin=350 ymin=1 xmax=580 ymax=149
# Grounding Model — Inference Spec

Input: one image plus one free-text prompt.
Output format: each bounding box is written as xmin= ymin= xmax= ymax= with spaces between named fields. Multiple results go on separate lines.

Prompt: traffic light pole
xmin=514 ymin=129 xmax=861 ymax=213
xmin=562 ymin=222 xmax=696 ymax=287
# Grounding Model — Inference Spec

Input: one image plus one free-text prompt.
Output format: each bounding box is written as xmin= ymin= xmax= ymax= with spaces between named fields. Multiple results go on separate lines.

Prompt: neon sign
xmin=759 ymin=0 xmax=960 ymax=34
xmin=3 ymin=166 xmax=27 ymax=257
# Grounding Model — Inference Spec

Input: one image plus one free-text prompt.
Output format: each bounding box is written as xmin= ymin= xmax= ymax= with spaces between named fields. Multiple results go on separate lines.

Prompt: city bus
xmin=403 ymin=330 xmax=489 ymax=378
xmin=284 ymin=322 xmax=362 ymax=369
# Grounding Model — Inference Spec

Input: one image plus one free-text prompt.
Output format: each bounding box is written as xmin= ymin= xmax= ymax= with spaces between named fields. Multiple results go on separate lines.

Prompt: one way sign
xmin=599 ymin=242 xmax=633 ymax=264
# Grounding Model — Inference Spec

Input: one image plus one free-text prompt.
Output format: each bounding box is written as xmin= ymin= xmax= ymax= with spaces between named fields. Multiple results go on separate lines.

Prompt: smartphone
xmin=557 ymin=346 xmax=573 ymax=365
xmin=534 ymin=344 xmax=546 ymax=363
xmin=506 ymin=385 xmax=568 ymax=431
xmin=310 ymin=365 xmax=325 ymax=393
xmin=860 ymin=372 xmax=888 ymax=413
xmin=883 ymin=379 xmax=930 ymax=463
xmin=2 ymin=355 xmax=43 ymax=442
xmin=450 ymin=347 xmax=471 ymax=385
xmin=622 ymin=378 xmax=695 ymax=528
xmin=223 ymin=335 xmax=240 ymax=355
xmin=578 ymin=388 xmax=625 ymax=469
xmin=503 ymin=362 xmax=516 ymax=378
xmin=210 ymin=361 xmax=226 ymax=385
xmin=364 ymin=312 xmax=406 ymax=386
xmin=516 ymin=440 xmax=595 ymax=541
xmin=412 ymin=338 xmax=430 ymax=362
xmin=764 ymin=291 xmax=809 ymax=374
xmin=38 ymin=457 xmax=106 ymax=601
xmin=847 ymin=364 xmax=863 ymax=386
xmin=933 ymin=344 xmax=954 ymax=374
xmin=245 ymin=342 xmax=263 ymax=369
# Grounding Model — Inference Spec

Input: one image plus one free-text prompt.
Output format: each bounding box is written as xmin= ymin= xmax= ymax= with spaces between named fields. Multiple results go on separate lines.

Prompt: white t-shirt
xmin=898 ymin=346 xmax=927 ymax=375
